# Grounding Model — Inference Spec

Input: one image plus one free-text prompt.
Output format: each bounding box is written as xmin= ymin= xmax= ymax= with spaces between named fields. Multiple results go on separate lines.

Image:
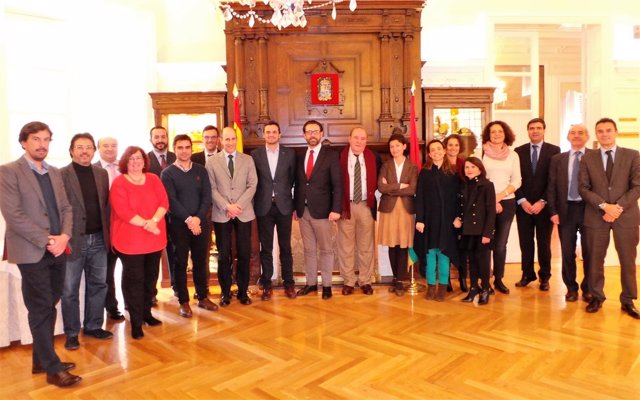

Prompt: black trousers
xmin=168 ymin=221 xmax=210 ymax=304
xmin=461 ymin=240 xmax=491 ymax=291
xmin=492 ymin=198 xmax=516 ymax=280
xmin=558 ymin=202 xmax=589 ymax=293
xmin=17 ymin=252 xmax=66 ymax=375
xmin=388 ymin=246 xmax=407 ymax=280
xmin=257 ymin=203 xmax=294 ymax=288
xmin=116 ymin=250 xmax=161 ymax=328
xmin=214 ymin=218 xmax=252 ymax=299
xmin=516 ymin=206 xmax=553 ymax=281
xmin=105 ymin=249 xmax=120 ymax=313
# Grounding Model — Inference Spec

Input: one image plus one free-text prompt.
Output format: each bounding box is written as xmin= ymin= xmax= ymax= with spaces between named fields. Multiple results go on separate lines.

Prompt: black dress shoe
xmin=586 ymin=298 xmax=603 ymax=313
xmin=296 ymin=285 xmax=318 ymax=296
xmin=239 ymin=297 xmax=252 ymax=305
xmin=515 ymin=276 xmax=536 ymax=287
xmin=322 ymin=286 xmax=332 ymax=299
xmin=261 ymin=288 xmax=272 ymax=301
xmin=582 ymin=292 xmax=593 ymax=302
xmin=361 ymin=284 xmax=374 ymax=295
xmin=143 ymin=315 xmax=162 ymax=326
xmin=342 ymin=285 xmax=354 ymax=295
xmin=621 ymin=303 xmax=640 ymax=319
xmin=220 ymin=295 xmax=231 ymax=307
xmin=131 ymin=325 xmax=144 ymax=340
xmin=84 ymin=328 xmax=113 ymax=340
xmin=64 ymin=336 xmax=80 ymax=350
xmin=46 ymin=370 xmax=82 ymax=388
xmin=108 ymin=310 xmax=125 ymax=321
xmin=494 ymin=280 xmax=510 ymax=294
xmin=33 ymin=361 xmax=75 ymax=374
xmin=461 ymin=287 xmax=479 ymax=302
xmin=539 ymin=281 xmax=550 ymax=291
xmin=565 ymin=291 xmax=579 ymax=302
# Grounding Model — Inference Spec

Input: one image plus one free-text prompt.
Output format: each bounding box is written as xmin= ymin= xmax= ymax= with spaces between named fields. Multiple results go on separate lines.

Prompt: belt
xmin=567 ymin=200 xmax=584 ymax=205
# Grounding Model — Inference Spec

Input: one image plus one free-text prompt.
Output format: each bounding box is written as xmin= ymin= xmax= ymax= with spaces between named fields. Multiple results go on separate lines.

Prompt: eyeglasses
xmin=74 ymin=145 xmax=95 ymax=150
xmin=203 ymin=136 xmax=219 ymax=140
xmin=129 ymin=156 xmax=144 ymax=161
xmin=304 ymin=129 xmax=321 ymax=135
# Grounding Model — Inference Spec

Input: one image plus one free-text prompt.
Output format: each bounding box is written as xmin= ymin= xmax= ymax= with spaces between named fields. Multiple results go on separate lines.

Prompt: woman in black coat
xmin=415 ymin=139 xmax=460 ymax=301
xmin=459 ymin=156 xmax=496 ymax=305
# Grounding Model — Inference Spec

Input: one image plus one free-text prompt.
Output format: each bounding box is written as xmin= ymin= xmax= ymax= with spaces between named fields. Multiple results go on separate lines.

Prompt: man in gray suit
xmin=579 ymin=117 xmax=640 ymax=318
xmin=61 ymin=133 xmax=113 ymax=351
xmin=547 ymin=124 xmax=593 ymax=302
xmin=0 ymin=121 xmax=81 ymax=387
xmin=206 ymin=127 xmax=257 ymax=306
xmin=251 ymin=121 xmax=297 ymax=301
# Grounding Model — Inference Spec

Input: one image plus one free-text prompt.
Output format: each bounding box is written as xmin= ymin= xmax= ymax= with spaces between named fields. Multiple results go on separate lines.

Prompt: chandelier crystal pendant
xmin=217 ymin=0 xmax=357 ymax=30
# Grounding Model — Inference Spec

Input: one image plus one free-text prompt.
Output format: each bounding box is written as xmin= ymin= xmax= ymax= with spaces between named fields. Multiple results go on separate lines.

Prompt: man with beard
xmin=60 ymin=133 xmax=112 ymax=350
xmin=147 ymin=126 xmax=176 ymax=303
xmin=0 ymin=121 xmax=81 ymax=387
xmin=294 ymin=120 xmax=342 ymax=299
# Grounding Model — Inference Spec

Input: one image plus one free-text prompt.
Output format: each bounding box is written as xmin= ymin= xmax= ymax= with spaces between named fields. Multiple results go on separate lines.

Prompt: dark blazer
xmin=579 ymin=146 xmax=640 ymax=229
xmin=0 ymin=156 xmax=73 ymax=264
xmin=294 ymin=145 xmax=342 ymax=219
xmin=60 ymin=163 xmax=111 ymax=261
xmin=514 ymin=141 xmax=561 ymax=204
xmin=547 ymin=148 xmax=595 ymax=220
xmin=377 ymin=159 xmax=418 ymax=214
xmin=251 ymin=145 xmax=296 ymax=217
xmin=147 ymin=151 xmax=176 ymax=176
xmin=191 ymin=150 xmax=219 ymax=166
xmin=459 ymin=176 xmax=496 ymax=238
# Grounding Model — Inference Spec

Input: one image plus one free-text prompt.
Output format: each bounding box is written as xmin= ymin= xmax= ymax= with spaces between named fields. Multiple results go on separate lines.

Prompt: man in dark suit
xmin=294 ymin=120 xmax=343 ymax=299
xmin=192 ymin=125 xmax=220 ymax=166
xmin=0 ymin=121 xmax=81 ymax=387
xmin=206 ymin=127 xmax=257 ymax=306
xmin=337 ymin=127 xmax=381 ymax=296
xmin=514 ymin=118 xmax=560 ymax=291
xmin=251 ymin=121 xmax=297 ymax=300
xmin=547 ymin=124 xmax=593 ymax=302
xmin=579 ymin=117 xmax=640 ymax=318
xmin=95 ymin=136 xmax=125 ymax=321
xmin=146 ymin=125 xmax=176 ymax=302
xmin=60 ymin=133 xmax=113 ymax=351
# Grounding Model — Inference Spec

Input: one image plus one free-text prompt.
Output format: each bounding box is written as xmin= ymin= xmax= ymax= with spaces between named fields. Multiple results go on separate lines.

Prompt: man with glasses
xmin=61 ymin=133 xmax=113 ymax=350
xmin=192 ymin=125 xmax=220 ymax=166
xmin=294 ymin=120 xmax=342 ymax=299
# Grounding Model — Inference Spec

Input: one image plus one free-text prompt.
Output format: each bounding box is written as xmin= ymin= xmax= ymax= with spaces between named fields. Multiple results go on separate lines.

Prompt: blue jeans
xmin=61 ymin=232 xmax=108 ymax=336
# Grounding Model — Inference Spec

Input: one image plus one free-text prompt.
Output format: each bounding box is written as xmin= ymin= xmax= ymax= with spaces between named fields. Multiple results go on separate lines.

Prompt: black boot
xmin=478 ymin=289 xmax=490 ymax=305
xmin=447 ymin=277 xmax=453 ymax=292
xmin=426 ymin=284 xmax=436 ymax=300
xmin=462 ymin=287 xmax=479 ymax=302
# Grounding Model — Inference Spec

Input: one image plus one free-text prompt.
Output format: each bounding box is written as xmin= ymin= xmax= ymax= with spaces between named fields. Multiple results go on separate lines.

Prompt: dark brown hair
xmin=443 ymin=134 xmax=465 ymax=155
xmin=118 ymin=146 xmax=150 ymax=174
xmin=19 ymin=121 xmax=52 ymax=143
xmin=424 ymin=139 xmax=456 ymax=175
xmin=481 ymin=120 xmax=516 ymax=146
xmin=464 ymin=156 xmax=487 ymax=179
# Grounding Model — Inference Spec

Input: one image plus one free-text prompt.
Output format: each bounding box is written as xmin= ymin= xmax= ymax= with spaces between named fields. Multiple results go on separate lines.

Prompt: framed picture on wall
xmin=310 ymin=73 xmax=339 ymax=105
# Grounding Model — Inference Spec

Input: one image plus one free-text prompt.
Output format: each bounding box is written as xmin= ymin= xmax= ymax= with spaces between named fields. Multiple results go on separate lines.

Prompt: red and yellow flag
xmin=409 ymin=80 xmax=422 ymax=169
xmin=232 ymin=83 xmax=243 ymax=152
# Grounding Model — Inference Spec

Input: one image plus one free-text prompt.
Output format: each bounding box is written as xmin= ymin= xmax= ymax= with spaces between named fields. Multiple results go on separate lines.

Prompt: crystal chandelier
xmin=218 ymin=0 xmax=358 ymax=30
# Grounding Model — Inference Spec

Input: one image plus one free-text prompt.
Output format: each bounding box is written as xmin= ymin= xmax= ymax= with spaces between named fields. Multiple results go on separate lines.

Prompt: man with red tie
xmin=294 ymin=120 xmax=342 ymax=299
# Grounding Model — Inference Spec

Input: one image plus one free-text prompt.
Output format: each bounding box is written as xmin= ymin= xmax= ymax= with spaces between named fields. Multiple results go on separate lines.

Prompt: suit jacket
xmin=515 ymin=142 xmax=560 ymax=205
xmin=147 ymin=151 xmax=176 ymax=176
xmin=60 ymin=163 xmax=111 ymax=261
xmin=251 ymin=145 xmax=296 ymax=217
xmin=294 ymin=145 xmax=343 ymax=219
xmin=377 ymin=158 xmax=418 ymax=214
xmin=579 ymin=146 xmax=640 ymax=229
xmin=547 ymin=148 xmax=595 ymax=221
xmin=206 ymin=151 xmax=257 ymax=223
xmin=0 ymin=156 xmax=73 ymax=264
xmin=191 ymin=150 xmax=219 ymax=166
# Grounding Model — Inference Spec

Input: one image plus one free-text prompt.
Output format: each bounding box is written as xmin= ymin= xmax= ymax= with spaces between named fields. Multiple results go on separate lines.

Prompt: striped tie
xmin=353 ymin=154 xmax=362 ymax=203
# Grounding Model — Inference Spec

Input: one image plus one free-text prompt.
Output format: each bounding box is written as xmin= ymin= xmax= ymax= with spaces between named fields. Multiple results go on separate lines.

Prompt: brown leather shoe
xmin=179 ymin=303 xmax=193 ymax=318
xmin=361 ymin=284 xmax=374 ymax=295
xmin=435 ymin=284 xmax=447 ymax=302
xmin=46 ymin=370 xmax=82 ymax=388
xmin=261 ymin=288 xmax=273 ymax=301
xmin=197 ymin=298 xmax=219 ymax=311
xmin=586 ymin=298 xmax=603 ymax=313
xmin=33 ymin=362 xmax=75 ymax=375
xmin=565 ymin=291 xmax=579 ymax=302
xmin=342 ymin=285 xmax=354 ymax=295
xmin=539 ymin=281 xmax=550 ymax=291
xmin=284 ymin=285 xmax=297 ymax=299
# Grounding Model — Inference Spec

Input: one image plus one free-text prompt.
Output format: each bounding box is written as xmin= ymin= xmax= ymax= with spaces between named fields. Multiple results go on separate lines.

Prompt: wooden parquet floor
xmin=1 ymin=264 xmax=640 ymax=400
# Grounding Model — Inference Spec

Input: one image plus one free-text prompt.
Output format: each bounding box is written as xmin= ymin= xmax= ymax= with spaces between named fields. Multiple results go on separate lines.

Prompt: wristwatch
xmin=48 ymin=238 xmax=55 ymax=245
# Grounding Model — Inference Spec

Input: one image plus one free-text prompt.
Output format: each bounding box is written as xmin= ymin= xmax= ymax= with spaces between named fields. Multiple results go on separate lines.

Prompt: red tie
xmin=306 ymin=149 xmax=314 ymax=180
xmin=160 ymin=154 xmax=167 ymax=169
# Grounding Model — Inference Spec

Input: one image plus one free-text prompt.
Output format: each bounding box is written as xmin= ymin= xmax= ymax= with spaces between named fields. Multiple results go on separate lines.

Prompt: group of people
xmin=0 ymin=116 xmax=638 ymax=388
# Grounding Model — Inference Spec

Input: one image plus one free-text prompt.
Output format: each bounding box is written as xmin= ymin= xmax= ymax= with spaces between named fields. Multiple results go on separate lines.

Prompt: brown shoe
xmin=197 ymin=298 xmax=219 ymax=311
xmin=179 ymin=303 xmax=193 ymax=318
xmin=426 ymin=284 xmax=436 ymax=300
xmin=46 ymin=370 xmax=82 ymax=388
xmin=582 ymin=292 xmax=593 ymax=302
xmin=565 ymin=291 xmax=579 ymax=302
xmin=261 ymin=288 xmax=273 ymax=301
xmin=342 ymin=285 xmax=354 ymax=295
xmin=361 ymin=284 xmax=374 ymax=295
xmin=33 ymin=362 xmax=75 ymax=375
xmin=435 ymin=284 xmax=447 ymax=302
xmin=284 ymin=285 xmax=297 ymax=299
xmin=394 ymin=281 xmax=405 ymax=297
